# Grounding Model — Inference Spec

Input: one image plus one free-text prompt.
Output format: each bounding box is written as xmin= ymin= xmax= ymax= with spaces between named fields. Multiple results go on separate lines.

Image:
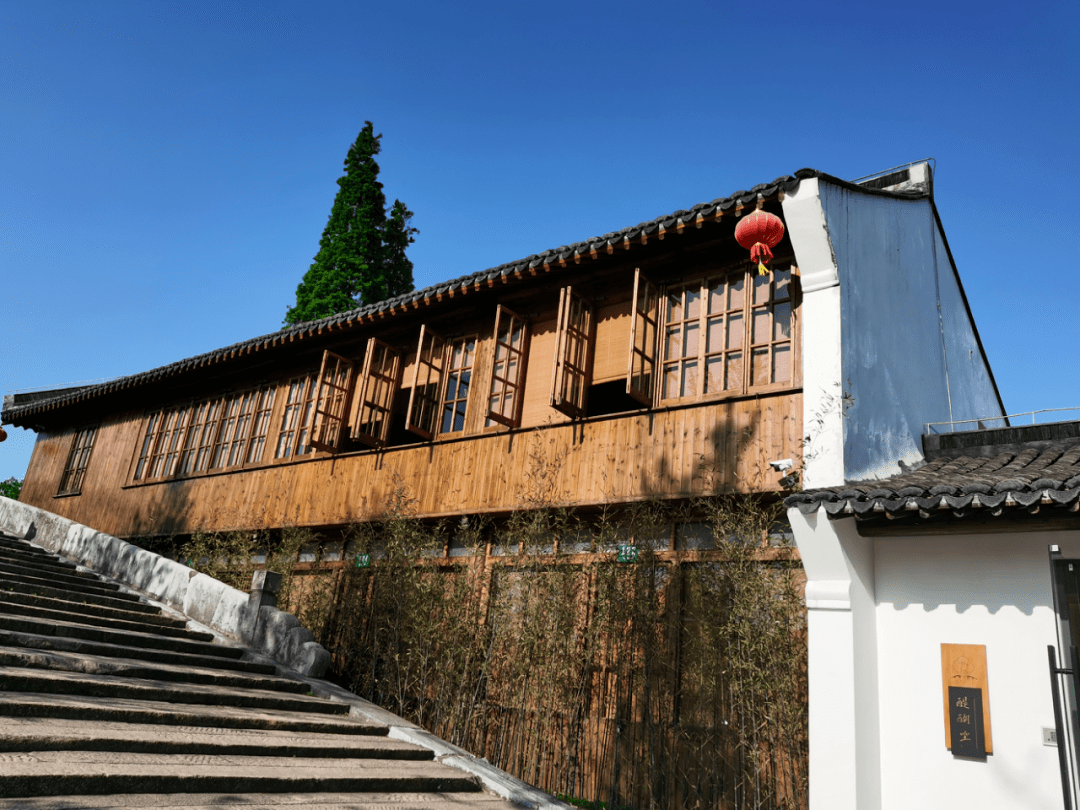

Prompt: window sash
xmin=406 ymin=326 xmax=446 ymax=440
xmin=310 ymin=351 xmax=355 ymax=453
xmin=486 ymin=305 xmax=529 ymax=428
xmin=441 ymin=336 xmax=476 ymax=435
xmin=657 ymin=263 xmax=794 ymax=403
xmin=354 ymin=337 xmax=401 ymax=448
xmin=626 ymin=268 xmax=659 ymax=405
xmin=245 ymin=386 xmax=277 ymax=464
xmin=551 ymin=286 xmax=594 ymax=419
xmin=275 ymin=376 xmax=316 ymax=459
xmin=58 ymin=427 xmax=97 ymax=495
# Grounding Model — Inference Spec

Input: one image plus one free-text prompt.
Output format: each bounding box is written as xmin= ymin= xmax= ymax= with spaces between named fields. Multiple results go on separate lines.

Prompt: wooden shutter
xmin=310 ymin=350 xmax=356 ymax=453
xmin=406 ymin=325 xmax=447 ymax=440
xmin=626 ymin=268 xmax=659 ymax=405
xmin=486 ymin=305 xmax=530 ymax=428
xmin=354 ymin=337 xmax=401 ymax=448
xmin=550 ymin=287 xmax=594 ymax=419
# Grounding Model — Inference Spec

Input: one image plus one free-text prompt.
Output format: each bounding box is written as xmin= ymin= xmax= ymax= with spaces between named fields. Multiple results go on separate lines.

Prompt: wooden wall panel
xmin=25 ymin=391 xmax=801 ymax=539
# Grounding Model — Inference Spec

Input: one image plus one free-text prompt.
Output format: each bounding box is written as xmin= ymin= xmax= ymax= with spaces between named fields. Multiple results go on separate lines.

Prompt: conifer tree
xmin=284 ymin=123 xmax=417 ymax=326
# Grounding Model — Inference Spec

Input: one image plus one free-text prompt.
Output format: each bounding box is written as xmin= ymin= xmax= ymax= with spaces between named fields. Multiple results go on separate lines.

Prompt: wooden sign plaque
xmin=941 ymin=643 xmax=993 ymax=755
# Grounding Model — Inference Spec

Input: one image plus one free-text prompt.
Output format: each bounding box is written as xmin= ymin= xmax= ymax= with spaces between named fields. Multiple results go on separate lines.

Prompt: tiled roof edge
xmin=4 ymin=169 xmax=871 ymax=424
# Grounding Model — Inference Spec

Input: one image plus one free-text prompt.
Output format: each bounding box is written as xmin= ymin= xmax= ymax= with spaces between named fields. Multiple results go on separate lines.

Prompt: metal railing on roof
xmin=926 ymin=407 xmax=1080 ymax=434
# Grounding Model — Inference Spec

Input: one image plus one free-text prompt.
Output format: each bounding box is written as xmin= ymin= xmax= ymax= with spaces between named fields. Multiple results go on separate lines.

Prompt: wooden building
xmin=3 ymin=162 xmax=1003 ymax=542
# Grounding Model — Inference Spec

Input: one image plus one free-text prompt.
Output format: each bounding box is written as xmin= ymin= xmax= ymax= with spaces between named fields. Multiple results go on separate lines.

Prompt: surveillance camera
xmin=768 ymin=458 xmax=793 ymax=472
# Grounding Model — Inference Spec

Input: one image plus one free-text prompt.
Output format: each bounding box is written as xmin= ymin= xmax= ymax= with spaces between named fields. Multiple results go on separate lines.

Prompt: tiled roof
xmin=785 ymin=438 xmax=1080 ymax=522
xmin=4 ymin=171 xmax=818 ymax=424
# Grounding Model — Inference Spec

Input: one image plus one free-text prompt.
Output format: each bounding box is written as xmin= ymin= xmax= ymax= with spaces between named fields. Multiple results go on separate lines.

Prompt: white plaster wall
xmin=815 ymin=180 xmax=1002 ymax=482
xmin=874 ymin=530 xmax=1072 ymax=809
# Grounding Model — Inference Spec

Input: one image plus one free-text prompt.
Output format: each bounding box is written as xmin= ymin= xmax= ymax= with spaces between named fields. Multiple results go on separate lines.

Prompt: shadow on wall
xmin=874 ymin=533 xmax=1065 ymax=617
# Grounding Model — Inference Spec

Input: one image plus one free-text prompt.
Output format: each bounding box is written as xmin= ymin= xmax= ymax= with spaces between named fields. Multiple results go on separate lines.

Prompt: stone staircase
xmin=0 ymin=530 xmax=521 ymax=809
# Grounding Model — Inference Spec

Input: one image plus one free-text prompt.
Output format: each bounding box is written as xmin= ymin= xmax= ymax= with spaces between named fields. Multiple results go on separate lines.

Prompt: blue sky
xmin=1 ymin=0 xmax=1078 ymax=480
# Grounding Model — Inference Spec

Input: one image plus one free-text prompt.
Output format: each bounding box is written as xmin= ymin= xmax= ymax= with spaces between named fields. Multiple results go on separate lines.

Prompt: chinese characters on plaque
xmin=948 ymin=686 xmax=985 ymax=758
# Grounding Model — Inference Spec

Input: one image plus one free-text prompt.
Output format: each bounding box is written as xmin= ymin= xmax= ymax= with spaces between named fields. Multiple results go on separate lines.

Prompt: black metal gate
xmin=1047 ymin=545 xmax=1080 ymax=808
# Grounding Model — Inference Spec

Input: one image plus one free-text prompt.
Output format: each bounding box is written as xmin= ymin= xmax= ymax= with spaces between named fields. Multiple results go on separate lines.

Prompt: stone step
xmin=0 ymin=667 xmax=351 ymax=715
xmin=0 ymin=627 xmax=276 ymax=674
xmin=0 ymin=752 xmax=481 ymax=799
xmin=0 ymin=546 xmax=88 ymax=570
xmin=0 ymin=646 xmax=308 ymax=694
xmin=0 ymin=716 xmax=433 ymax=759
xmin=0 ymin=613 xmax=243 ymax=659
xmin=0 ymin=560 xmax=127 ymax=597
xmin=0 ymin=590 xmax=186 ymax=628
xmin=0 ymin=545 xmax=87 ymax=574
xmin=0 ymin=577 xmax=164 ymax=613
xmin=0 ymin=595 xmax=212 ymax=641
xmin=0 ymin=691 xmax=392 ymax=735
xmin=1 ymin=793 xmax=517 ymax=809
xmin=0 ymin=535 xmax=57 ymax=555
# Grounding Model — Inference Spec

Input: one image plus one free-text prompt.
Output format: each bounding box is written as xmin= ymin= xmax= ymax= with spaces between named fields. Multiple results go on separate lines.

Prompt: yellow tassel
xmin=757 ymin=262 xmax=768 ymax=275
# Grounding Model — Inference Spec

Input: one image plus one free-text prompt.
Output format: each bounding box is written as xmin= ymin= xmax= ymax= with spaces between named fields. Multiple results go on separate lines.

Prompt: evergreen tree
xmin=284 ymin=123 xmax=417 ymax=326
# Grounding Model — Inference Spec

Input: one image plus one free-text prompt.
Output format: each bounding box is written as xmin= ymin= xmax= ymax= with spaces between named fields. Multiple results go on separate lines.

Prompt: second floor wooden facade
xmin=10 ymin=191 xmax=805 ymax=538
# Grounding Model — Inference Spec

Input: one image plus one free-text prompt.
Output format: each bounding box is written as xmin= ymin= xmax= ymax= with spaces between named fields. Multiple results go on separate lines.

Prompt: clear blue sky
xmin=2 ymin=0 xmax=1078 ymax=480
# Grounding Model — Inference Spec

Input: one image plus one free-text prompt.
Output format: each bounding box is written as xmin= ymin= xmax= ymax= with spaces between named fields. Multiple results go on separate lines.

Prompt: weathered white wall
xmin=816 ymin=178 xmax=1002 ymax=481
xmin=790 ymin=505 xmax=1071 ymax=810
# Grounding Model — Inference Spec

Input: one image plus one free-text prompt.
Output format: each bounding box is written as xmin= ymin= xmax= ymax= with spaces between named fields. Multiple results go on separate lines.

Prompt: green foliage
xmin=284 ymin=122 xmax=417 ymax=326
xmin=0 ymin=477 xmax=21 ymax=500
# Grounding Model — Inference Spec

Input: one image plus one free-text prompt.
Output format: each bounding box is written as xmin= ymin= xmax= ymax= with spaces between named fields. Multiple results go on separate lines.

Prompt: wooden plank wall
xmin=21 ymin=391 xmax=801 ymax=538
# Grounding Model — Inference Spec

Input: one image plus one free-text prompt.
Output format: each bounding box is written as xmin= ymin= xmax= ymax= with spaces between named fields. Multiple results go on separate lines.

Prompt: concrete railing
xmin=0 ymin=496 xmax=331 ymax=677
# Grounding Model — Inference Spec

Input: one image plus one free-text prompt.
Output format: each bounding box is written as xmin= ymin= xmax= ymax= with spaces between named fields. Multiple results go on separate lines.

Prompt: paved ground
xmin=0 ymin=531 xmax=551 ymax=809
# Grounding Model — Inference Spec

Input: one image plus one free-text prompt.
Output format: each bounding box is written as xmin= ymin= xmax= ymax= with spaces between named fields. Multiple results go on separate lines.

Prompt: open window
xmin=626 ymin=268 xmax=659 ymax=405
xmin=354 ymin=337 xmax=401 ymax=447
xmin=486 ymin=305 xmax=529 ymax=428
xmin=310 ymin=350 xmax=355 ymax=453
xmin=551 ymin=287 xmax=594 ymax=418
xmin=406 ymin=326 xmax=446 ymax=440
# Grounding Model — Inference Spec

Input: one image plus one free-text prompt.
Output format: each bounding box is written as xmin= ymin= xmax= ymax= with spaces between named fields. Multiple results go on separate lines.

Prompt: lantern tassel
xmin=750 ymin=242 xmax=774 ymax=275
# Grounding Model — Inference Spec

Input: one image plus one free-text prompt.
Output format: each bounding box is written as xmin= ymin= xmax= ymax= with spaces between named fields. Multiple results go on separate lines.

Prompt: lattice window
xmin=658 ymin=263 xmax=795 ymax=402
xmin=405 ymin=327 xmax=446 ymax=440
xmin=551 ymin=287 xmax=593 ymax=419
xmin=441 ymin=336 xmax=476 ymax=435
xmin=275 ymin=376 xmax=317 ymax=459
xmin=311 ymin=351 xmax=355 ymax=453
xmin=147 ymin=406 xmax=190 ymax=479
xmin=133 ymin=413 xmax=163 ymax=482
xmin=177 ymin=400 xmax=213 ymax=475
xmin=487 ymin=305 xmax=529 ymax=428
xmin=244 ymin=386 xmax=277 ymax=464
xmin=57 ymin=427 xmax=97 ymax=495
xmin=354 ymin=338 xmax=401 ymax=448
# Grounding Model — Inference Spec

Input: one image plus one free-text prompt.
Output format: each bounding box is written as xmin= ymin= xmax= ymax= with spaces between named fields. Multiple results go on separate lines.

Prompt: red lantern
xmin=735 ymin=205 xmax=785 ymax=275
xmin=0 ymin=427 xmax=6 ymax=443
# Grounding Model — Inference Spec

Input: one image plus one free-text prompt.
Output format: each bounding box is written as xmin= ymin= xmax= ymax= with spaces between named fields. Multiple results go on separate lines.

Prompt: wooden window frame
xmin=550 ymin=286 xmax=595 ymax=419
xmin=244 ymin=385 xmax=277 ymax=465
xmin=405 ymin=326 xmax=447 ymax=440
xmin=655 ymin=262 xmax=798 ymax=404
xmin=353 ymin=337 xmax=401 ymax=448
xmin=440 ymin=335 xmax=477 ymax=436
xmin=274 ymin=375 xmax=317 ymax=460
xmin=486 ymin=305 xmax=530 ymax=428
xmin=626 ymin=268 xmax=660 ymax=406
xmin=57 ymin=426 xmax=98 ymax=496
xmin=310 ymin=351 xmax=356 ymax=453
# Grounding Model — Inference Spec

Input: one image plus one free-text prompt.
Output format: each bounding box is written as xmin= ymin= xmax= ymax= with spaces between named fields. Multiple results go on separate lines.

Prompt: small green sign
xmin=355 ymin=553 xmax=371 ymax=568
xmin=616 ymin=544 xmax=639 ymax=564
